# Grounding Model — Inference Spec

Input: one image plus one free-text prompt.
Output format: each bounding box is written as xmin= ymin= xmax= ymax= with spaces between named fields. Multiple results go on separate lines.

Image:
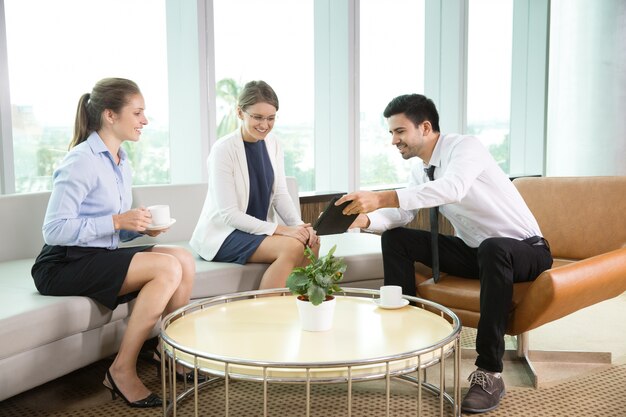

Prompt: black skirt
xmin=31 ymin=244 xmax=154 ymax=310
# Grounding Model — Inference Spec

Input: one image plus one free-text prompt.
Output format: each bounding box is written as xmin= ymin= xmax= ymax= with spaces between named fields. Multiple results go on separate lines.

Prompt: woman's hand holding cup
xmin=112 ymin=207 xmax=152 ymax=231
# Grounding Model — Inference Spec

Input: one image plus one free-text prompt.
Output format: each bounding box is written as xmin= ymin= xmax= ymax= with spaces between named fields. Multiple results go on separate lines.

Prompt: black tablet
xmin=313 ymin=196 xmax=359 ymax=235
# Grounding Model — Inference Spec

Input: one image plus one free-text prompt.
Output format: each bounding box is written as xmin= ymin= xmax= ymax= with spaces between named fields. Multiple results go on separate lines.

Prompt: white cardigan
xmin=190 ymin=130 xmax=303 ymax=261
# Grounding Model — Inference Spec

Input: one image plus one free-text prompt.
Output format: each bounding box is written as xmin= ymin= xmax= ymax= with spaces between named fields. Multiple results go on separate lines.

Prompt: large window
xmin=4 ymin=0 xmax=170 ymax=193
xmin=213 ymin=0 xmax=315 ymax=191
xmin=466 ymin=0 xmax=513 ymax=173
xmin=7 ymin=2 xmax=616 ymax=196
xmin=359 ymin=0 xmax=424 ymax=189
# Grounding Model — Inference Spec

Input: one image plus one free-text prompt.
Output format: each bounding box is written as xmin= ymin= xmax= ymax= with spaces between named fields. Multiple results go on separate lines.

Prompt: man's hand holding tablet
xmin=335 ymin=190 xmax=400 ymax=216
xmin=313 ymin=196 xmax=359 ymax=235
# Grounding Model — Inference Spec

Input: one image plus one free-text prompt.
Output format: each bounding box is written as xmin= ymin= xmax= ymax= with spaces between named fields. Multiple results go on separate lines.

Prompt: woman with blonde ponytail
xmin=31 ymin=78 xmax=197 ymax=408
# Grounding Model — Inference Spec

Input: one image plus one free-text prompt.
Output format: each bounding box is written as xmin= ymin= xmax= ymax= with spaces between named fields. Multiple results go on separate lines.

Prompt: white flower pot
xmin=295 ymin=296 xmax=336 ymax=332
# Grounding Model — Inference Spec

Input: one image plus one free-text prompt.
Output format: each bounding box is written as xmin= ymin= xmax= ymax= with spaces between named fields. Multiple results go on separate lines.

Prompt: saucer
xmin=146 ymin=218 xmax=176 ymax=231
xmin=373 ymin=298 xmax=409 ymax=310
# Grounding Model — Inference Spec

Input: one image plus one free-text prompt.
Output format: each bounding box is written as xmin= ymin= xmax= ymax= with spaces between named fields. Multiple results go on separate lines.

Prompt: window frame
xmin=314 ymin=0 xmax=359 ymax=193
xmin=0 ymin=0 xmax=15 ymax=194
xmin=509 ymin=0 xmax=549 ymax=176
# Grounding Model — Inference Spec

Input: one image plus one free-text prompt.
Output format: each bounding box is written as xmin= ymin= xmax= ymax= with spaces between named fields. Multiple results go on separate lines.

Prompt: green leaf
xmin=315 ymin=273 xmax=333 ymax=287
xmin=303 ymin=245 xmax=316 ymax=262
xmin=307 ymin=285 xmax=326 ymax=306
xmin=286 ymin=271 xmax=309 ymax=295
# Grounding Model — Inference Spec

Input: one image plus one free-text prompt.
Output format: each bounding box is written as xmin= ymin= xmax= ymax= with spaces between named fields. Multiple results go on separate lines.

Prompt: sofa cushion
xmin=178 ymin=232 xmax=384 ymax=299
xmin=0 ymin=259 xmax=130 ymax=361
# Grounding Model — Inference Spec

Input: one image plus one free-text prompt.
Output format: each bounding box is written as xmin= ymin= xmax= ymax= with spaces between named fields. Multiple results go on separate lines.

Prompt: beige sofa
xmin=0 ymin=178 xmax=384 ymax=401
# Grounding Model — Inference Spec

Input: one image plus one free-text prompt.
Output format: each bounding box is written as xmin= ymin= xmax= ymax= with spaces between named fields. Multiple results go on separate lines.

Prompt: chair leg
xmin=515 ymin=332 xmax=539 ymax=387
xmin=462 ymin=331 xmax=612 ymax=388
xmin=513 ymin=332 xmax=612 ymax=388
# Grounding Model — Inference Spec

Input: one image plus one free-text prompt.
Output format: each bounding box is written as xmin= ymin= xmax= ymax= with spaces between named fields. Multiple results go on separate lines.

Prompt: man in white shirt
xmin=337 ymin=94 xmax=553 ymax=414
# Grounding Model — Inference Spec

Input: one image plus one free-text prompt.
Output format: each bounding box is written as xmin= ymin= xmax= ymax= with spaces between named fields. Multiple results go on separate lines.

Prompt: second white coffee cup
xmin=148 ymin=205 xmax=171 ymax=226
xmin=379 ymin=285 xmax=403 ymax=306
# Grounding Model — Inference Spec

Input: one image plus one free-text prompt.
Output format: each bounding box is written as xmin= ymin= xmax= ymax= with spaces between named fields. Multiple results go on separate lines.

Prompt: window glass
xmin=5 ymin=0 xmax=170 ymax=193
xmin=359 ymin=0 xmax=425 ymax=189
xmin=214 ymin=0 xmax=315 ymax=191
xmin=467 ymin=0 xmax=513 ymax=173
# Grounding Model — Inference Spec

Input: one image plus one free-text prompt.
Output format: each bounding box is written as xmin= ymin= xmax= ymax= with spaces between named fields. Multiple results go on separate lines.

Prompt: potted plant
xmin=286 ymin=244 xmax=346 ymax=331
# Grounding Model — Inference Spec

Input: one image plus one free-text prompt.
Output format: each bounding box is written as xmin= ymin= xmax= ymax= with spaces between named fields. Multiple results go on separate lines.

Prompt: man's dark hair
xmin=383 ymin=94 xmax=440 ymax=132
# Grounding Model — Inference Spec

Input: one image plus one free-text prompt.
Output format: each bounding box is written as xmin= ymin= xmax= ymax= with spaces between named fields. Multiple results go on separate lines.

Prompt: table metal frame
xmin=159 ymin=287 xmax=462 ymax=417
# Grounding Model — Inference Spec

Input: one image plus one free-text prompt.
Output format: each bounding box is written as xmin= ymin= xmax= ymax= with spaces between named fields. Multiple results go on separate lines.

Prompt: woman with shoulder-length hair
xmin=31 ymin=78 xmax=196 ymax=408
xmin=191 ymin=80 xmax=320 ymax=288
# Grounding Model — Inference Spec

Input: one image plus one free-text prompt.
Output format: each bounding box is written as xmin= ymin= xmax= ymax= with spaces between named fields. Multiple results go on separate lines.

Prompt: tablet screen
xmin=313 ymin=196 xmax=359 ymax=235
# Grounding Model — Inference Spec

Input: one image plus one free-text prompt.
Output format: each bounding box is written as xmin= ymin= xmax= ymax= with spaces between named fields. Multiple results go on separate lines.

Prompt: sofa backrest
xmin=0 ymin=177 xmax=301 ymax=262
xmin=513 ymin=176 xmax=626 ymax=260
xmin=129 ymin=183 xmax=208 ymax=245
xmin=130 ymin=177 xmax=300 ymax=246
xmin=0 ymin=191 xmax=50 ymax=262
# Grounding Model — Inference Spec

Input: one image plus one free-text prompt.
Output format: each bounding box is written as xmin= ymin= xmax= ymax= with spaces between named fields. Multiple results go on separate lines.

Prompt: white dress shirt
xmin=366 ymin=134 xmax=542 ymax=248
xmin=190 ymin=129 xmax=303 ymax=261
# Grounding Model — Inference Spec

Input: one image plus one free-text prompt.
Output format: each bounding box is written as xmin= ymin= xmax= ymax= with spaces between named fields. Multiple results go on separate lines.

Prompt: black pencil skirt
xmin=31 ymin=244 xmax=154 ymax=310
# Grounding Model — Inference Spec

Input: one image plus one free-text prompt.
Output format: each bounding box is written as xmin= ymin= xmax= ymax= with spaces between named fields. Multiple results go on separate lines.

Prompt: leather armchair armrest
xmin=508 ymin=247 xmax=626 ymax=335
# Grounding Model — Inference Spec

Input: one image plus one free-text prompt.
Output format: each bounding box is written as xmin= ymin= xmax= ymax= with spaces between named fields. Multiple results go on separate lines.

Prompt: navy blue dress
xmin=213 ymin=140 xmax=275 ymax=264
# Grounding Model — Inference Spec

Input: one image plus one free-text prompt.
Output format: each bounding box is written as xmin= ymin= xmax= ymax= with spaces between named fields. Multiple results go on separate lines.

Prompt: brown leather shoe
xmin=461 ymin=369 xmax=506 ymax=414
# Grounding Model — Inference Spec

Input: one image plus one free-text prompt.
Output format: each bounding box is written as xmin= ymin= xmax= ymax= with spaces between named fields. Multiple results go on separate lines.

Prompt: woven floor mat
xmin=1 ymin=353 xmax=625 ymax=417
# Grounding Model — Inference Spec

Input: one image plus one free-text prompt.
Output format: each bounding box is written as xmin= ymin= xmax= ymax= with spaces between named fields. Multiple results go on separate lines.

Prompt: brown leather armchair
xmin=414 ymin=176 xmax=626 ymax=385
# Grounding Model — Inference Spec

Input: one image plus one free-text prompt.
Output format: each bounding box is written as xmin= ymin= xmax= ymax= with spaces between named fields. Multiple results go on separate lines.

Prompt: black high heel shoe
xmin=151 ymin=350 xmax=208 ymax=384
xmin=103 ymin=369 xmax=162 ymax=408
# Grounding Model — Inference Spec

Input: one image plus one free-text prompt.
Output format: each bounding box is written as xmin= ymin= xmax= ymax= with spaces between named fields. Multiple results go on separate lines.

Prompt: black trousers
xmin=381 ymin=228 xmax=553 ymax=372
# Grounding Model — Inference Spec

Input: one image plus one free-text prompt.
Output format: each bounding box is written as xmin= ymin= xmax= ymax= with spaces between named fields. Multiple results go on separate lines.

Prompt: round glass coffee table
xmin=159 ymin=288 xmax=461 ymax=417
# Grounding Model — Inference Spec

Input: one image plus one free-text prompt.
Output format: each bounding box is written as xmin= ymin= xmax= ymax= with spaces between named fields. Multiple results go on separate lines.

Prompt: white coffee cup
xmin=379 ymin=285 xmax=403 ymax=307
xmin=147 ymin=205 xmax=171 ymax=226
